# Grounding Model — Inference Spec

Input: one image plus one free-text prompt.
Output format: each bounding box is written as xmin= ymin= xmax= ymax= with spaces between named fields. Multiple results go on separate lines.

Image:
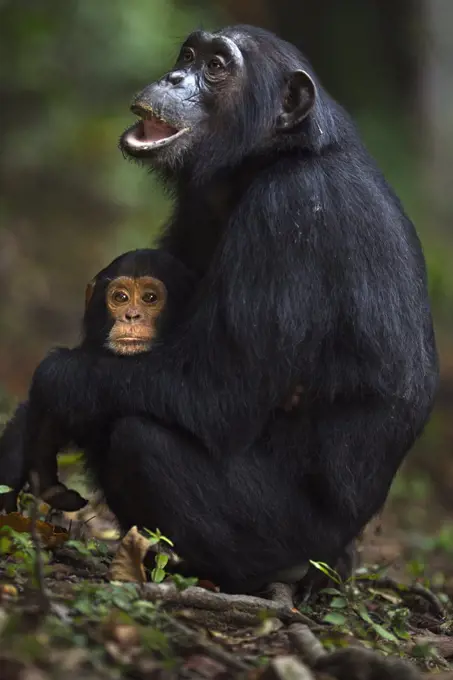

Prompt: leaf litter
xmin=0 ymin=493 xmax=453 ymax=678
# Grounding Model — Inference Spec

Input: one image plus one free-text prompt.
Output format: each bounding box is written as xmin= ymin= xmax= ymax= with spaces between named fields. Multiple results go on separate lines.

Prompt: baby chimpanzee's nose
xmin=125 ymin=310 xmax=142 ymax=322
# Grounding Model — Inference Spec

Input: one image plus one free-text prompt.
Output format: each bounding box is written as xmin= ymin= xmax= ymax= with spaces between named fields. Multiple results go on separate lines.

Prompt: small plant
xmin=310 ymin=560 xmax=344 ymax=586
xmin=170 ymin=573 xmax=198 ymax=591
xmin=309 ymin=559 xmax=413 ymax=652
xmin=143 ymin=528 xmax=174 ymax=583
xmin=66 ymin=538 xmax=110 ymax=559
xmin=0 ymin=526 xmax=50 ymax=583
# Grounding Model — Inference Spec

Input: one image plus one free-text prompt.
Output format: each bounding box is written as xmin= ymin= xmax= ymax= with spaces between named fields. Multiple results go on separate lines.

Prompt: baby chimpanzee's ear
xmin=85 ymin=279 xmax=96 ymax=310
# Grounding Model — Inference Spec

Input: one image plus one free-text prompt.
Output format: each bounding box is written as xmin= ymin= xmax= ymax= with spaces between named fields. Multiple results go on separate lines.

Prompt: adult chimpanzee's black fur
xmin=10 ymin=26 xmax=438 ymax=593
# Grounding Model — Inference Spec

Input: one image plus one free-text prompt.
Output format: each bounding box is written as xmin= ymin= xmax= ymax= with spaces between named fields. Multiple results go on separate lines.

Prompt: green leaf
xmin=112 ymin=595 xmax=134 ymax=612
xmin=330 ymin=597 xmax=347 ymax=609
xmin=357 ymin=604 xmax=373 ymax=624
xmin=394 ymin=628 xmax=410 ymax=641
xmin=320 ymin=587 xmax=342 ymax=596
xmin=0 ymin=536 xmax=11 ymax=554
xmin=309 ymin=560 xmax=342 ymax=585
xmin=171 ymin=574 xmax=198 ymax=591
xmin=0 ymin=485 xmax=12 ymax=494
xmin=156 ymin=553 xmax=169 ymax=569
xmin=356 ymin=603 xmax=398 ymax=643
xmin=411 ymin=643 xmax=436 ymax=659
xmin=66 ymin=540 xmax=92 ymax=557
xmin=322 ymin=612 xmax=347 ymax=626
xmin=370 ymin=623 xmax=398 ymax=643
xmin=151 ymin=567 xmax=166 ymax=583
xmin=75 ymin=598 xmax=94 ymax=616
xmin=159 ymin=535 xmax=174 ymax=547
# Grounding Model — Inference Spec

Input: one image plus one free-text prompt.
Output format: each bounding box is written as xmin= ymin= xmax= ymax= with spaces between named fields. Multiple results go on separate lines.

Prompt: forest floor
xmin=1 ymin=455 xmax=453 ymax=679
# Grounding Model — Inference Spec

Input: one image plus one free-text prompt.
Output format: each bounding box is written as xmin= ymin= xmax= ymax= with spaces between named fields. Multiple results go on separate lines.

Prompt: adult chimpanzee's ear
xmin=277 ymin=70 xmax=316 ymax=130
xmin=85 ymin=279 xmax=96 ymax=310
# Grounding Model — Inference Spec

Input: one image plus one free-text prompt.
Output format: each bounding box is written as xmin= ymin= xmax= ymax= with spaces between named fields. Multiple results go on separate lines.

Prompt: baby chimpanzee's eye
xmin=113 ymin=290 xmax=129 ymax=304
xmin=142 ymin=291 xmax=158 ymax=304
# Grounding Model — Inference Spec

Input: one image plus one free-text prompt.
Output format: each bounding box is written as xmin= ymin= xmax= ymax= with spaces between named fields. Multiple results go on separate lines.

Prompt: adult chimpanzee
xmin=13 ymin=26 xmax=438 ymax=593
xmin=0 ymin=249 xmax=197 ymax=513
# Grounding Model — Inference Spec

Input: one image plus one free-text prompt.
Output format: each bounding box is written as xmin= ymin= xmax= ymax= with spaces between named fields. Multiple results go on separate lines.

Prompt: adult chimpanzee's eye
xmin=181 ymin=47 xmax=195 ymax=63
xmin=113 ymin=290 xmax=129 ymax=304
xmin=207 ymin=56 xmax=224 ymax=72
xmin=142 ymin=291 xmax=158 ymax=304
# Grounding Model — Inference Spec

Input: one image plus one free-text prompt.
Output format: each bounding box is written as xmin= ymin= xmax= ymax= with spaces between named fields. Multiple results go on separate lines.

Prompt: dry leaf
xmin=111 ymin=623 xmax=140 ymax=647
xmin=0 ymin=584 xmax=18 ymax=598
xmin=0 ymin=512 xmax=68 ymax=548
xmin=108 ymin=526 xmax=150 ymax=583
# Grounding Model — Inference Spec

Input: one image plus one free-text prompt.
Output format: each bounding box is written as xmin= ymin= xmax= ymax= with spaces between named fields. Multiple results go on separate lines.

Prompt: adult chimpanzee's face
xmin=120 ymin=30 xmax=245 ymax=168
xmin=120 ymin=27 xmax=317 ymax=180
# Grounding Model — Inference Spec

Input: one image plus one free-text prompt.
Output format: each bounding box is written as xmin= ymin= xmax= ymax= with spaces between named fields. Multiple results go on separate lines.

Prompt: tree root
xmin=141 ymin=582 xmax=320 ymax=628
xmin=287 ymin=623 xmax=327 ymax=666
xmin=264 ymin=582 xmax=296 ymax=609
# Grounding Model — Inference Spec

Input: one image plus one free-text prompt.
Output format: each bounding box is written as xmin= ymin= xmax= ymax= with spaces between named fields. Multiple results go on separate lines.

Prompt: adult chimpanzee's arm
xmin=30 ymin=155 xmax=430 ymax=452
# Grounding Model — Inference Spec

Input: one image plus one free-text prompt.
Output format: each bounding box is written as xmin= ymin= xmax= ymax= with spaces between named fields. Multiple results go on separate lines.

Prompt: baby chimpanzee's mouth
xmin=121 ymin=110 xmax=189 ymax=155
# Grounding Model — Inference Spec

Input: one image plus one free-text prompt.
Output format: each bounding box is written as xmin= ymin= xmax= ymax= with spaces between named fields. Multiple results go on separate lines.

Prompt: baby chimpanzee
xmin=0 ymin=249 xmax=197 ymax=512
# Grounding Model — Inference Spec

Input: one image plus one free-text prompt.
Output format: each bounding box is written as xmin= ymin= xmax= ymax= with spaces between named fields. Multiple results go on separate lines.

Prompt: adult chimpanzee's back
xmin=18 ymin=25 xmax=438 ymax=594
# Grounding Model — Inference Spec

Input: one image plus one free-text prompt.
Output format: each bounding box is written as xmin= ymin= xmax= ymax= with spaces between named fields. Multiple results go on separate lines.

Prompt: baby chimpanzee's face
xmin=104 ymin=275 xmax=167 ymax=355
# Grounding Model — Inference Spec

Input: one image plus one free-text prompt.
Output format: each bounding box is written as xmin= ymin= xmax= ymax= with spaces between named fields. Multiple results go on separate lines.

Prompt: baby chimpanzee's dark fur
xmin=0 ymin=249 xmax=196 ymax=512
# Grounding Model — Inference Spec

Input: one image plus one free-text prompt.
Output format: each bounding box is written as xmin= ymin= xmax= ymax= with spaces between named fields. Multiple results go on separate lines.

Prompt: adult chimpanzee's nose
xmin=165 ymin=70 xmax=185 ymax=86
xmin=125 ymin=310 xmax=142 ymax=322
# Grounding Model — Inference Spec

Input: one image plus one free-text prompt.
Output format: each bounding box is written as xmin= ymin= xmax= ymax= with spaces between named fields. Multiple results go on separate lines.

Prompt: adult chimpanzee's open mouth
xmin=121 ymin=111 xmax=189 ymax=156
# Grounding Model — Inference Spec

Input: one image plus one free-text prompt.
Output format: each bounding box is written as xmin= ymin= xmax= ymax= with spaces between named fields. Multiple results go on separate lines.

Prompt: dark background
xmin=1 ymin=0 xmax=453 ymax=556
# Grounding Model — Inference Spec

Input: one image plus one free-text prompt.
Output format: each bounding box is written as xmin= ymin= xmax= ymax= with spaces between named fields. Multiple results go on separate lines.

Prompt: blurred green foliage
xmin=0 ymin=0 xmax=217 ymax=248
